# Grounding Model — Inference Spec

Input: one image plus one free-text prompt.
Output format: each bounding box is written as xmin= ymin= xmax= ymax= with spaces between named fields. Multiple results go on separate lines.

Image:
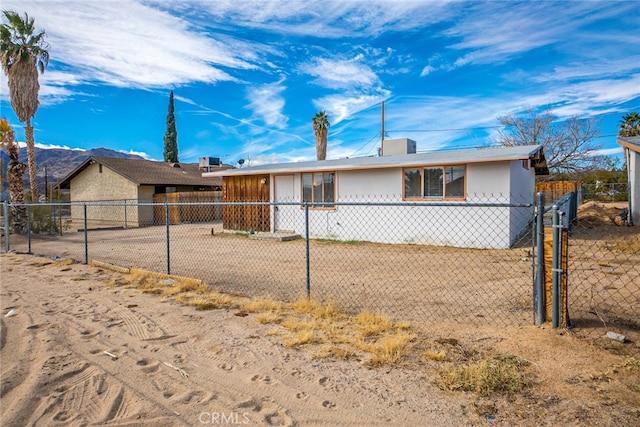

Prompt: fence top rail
xmin=7 ymin=200 xmax=535 ymax=208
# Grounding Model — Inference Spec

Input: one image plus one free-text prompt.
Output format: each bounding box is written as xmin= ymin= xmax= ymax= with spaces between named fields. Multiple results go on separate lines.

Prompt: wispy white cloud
xmin=120 ymin=149 xmax=152 ymax=160
xmin=190 ymin=0 xmax=453 ymax=38
xmin=246 ymin=78 xmax=288 ymax=129
xmin=591 ymin=147 xmax=623 ymax=157
xmin=28 ymin=142 xmax=84 ymax=151
xmin=442 ymin=2 xmax=582 ymax=67
xmin=300 ymin=56 xmax=381 ymax=91
xmin=427 ymin=1 xmax=639 ymax=75
xmin=2 ymin=0 xmax=258 ymax=91
xmin=315 ymin=91 xmax=389 ymax=125
xmin=419 ymin=65 xmax=435 ymax=77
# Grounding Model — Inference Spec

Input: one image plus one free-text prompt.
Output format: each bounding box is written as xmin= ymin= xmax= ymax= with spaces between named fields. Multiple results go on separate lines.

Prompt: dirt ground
xmin=1 ymin=251 xmax=639 ymax=426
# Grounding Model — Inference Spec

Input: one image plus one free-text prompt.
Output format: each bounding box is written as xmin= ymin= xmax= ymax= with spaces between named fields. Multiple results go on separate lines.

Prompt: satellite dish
xmin=238 ymin=159 xmax=245 ymax=166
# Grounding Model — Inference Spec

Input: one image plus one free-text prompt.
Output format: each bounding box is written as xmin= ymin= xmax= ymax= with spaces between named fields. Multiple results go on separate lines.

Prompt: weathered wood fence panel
xmin=222 ymin=175 xmax=270 ymax=232
xmin=153 ymin=191 xmax=222 ymax=225
xmin=535 ymin=181 xmax=579 ymax=204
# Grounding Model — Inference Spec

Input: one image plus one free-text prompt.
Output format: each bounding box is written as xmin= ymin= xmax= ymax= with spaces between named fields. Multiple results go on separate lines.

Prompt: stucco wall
xmin=70 ymin=163 xmax=141 ymax=227
xmin=269 ymin=161 xmax=535 ymax=249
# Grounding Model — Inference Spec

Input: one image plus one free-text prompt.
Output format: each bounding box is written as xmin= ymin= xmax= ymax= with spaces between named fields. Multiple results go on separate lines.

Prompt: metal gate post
xmin=84 ymin=204 xmax=88 ymax=264
xmin=551 ymin=206 xmax=561 ymax=328
xmin=165 ymin=203 xmax=171 ymax=275
xmin=304 ymin=202 xmax=310 ymax=299
xmin=535 ymin=192 xmax=545 ymax=325
xmin=3 ymin=200 xmax=9 ymax=252
xmin=27 ymin=204 xmax=32 ymax=254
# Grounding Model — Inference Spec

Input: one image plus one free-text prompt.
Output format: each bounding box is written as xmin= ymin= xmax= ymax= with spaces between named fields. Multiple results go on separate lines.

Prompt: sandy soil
xmin=1 ymin=252 xmax=639 ymax=426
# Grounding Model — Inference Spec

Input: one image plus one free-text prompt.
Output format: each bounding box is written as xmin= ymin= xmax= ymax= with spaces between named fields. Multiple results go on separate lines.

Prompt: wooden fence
xmin=535 ymin=181 xmax=579 ymax=204
xmin=153 ymin=191 xmax=222 ymax=225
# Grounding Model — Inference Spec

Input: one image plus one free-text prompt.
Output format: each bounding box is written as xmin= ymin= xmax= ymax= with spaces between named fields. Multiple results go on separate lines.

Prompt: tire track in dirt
xmin=0 ymin=290 xmax=45 ymax=424
xmin=21 ymin=285 xmax=274 ymax=425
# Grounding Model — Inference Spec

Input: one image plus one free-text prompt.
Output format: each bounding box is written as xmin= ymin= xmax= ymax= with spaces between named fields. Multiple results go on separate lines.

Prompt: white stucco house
xmin=618 ymin=136 xmax=640 ymax=226
xmin=204 ymin=140 xmax=548 ymax=249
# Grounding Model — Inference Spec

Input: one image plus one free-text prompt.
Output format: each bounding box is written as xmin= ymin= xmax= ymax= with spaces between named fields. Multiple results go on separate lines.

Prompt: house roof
xmin=203 ymin=145 xmax=548 ymax=177
xmin=58 ymin=156 xmax=232 ymax=189
xmin=618 ymin=136 xmax=640 ymax=153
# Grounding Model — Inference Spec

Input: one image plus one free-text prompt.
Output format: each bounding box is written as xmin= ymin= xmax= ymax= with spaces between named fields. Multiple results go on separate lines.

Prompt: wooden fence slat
xmin=152 ymin=191 xmax=222 ymax=225
xmin=543 ymin=227 xmax=569 ymax=326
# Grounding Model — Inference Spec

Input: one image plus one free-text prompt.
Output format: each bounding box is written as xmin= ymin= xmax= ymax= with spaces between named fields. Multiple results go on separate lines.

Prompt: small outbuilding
xmin=58 ymin=156 xmax=230 ymax=227
xmin=204 ymin=140 xmax=548 ymax=248
xmin=618 ymin=136 xmax=640 ymax=225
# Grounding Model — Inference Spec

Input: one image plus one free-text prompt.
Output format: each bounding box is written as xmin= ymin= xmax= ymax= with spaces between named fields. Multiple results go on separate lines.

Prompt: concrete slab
xmin=248 ymin=231 xmax=301 ymax=241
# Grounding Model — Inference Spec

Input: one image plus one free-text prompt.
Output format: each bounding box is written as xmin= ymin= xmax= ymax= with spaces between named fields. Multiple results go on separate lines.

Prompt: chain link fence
xmin=581 ymin=182 xmax=629 ymax=203
xmin=559 ymin=199 xmax=640 ymax=339
xmin=2 ymin=195 xmax=536 ymax=326
xmin=2 ymin=194 xmax=637 ymax=336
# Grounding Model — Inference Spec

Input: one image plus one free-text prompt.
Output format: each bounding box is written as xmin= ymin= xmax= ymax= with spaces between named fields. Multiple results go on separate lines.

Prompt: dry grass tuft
xmin=240 ymin=298 xmax=284 ymax=313
xmin=424 ymin=350 xmax=447 ymax=361
xmin=161 ymin=278 xmax=208 ymax=296
xmin=184 ymin=291 xmax=232 ymax=310
xmin=175 ymin=292 xmax=196 ymax=304
xmin=436 ymin=355 xmax=530 ymax=396
xmin=128 ymin=270 xmax=166 ymax=294
xmin=281 ymin=317 xmax=316 ymax=332
xmin=283 ymin=330 xmax=319 ymax=348
xmin=291 ymin=298 xmax=344 ymax=321
xmin=314 ymin=345 xmax=357 ymax=361
xmin=365 ymin=333 xmax=416 ymax=366
xmin=319 ymin=323 xmax=351 ymax=344
xmin=255 ymin=311 xmax=283 ymax=324
xmin=355 ymin=311 xmax=395 ymax=338
xmin=104 ymin=278 xmax=129 ymax=288
xmin=54 ymin=258 xmax=75 ymax=266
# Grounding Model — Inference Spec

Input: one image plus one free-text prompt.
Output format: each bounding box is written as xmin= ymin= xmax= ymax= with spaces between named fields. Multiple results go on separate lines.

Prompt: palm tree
xmin=1 ymin=118 xmax=28 ymax=233
xmin=619 ymin=112 xmax=640 ymax=137
xmin=1 ymin=10 xmax=49 ymax=201
xmin=312 ymin=110 xmax=330 ymax=161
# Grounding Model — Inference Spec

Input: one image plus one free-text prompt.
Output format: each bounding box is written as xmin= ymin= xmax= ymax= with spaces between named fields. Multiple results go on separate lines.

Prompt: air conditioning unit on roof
xmin=382 ymin=138 xmax=417 ymax=156
xmin=199 ymin=157 xmax=221 ymax=171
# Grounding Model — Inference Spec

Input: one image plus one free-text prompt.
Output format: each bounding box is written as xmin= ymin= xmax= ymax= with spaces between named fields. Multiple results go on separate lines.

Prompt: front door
xmin=274 ymin=175 xmax=295 ymax=231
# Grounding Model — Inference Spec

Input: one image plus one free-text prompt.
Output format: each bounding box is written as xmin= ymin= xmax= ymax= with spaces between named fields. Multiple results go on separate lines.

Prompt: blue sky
xmin=1 ymin=0 xmax=639 ymax=167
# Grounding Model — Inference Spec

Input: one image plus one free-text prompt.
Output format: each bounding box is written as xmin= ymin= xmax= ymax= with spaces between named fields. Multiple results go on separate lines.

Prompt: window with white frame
xmin=403 ymin=166 xmax=465 ymax=199
xmin=302 ymin=172 xmax=335 ymax=208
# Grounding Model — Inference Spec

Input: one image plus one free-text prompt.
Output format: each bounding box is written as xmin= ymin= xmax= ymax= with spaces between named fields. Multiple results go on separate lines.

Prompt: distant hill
xmin=1 ymin=146 xmax=145 ymax=194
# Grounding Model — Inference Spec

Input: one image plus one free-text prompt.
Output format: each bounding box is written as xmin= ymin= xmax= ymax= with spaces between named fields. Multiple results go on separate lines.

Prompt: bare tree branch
xmin=496 ymin=109 xmax=603 ymax=177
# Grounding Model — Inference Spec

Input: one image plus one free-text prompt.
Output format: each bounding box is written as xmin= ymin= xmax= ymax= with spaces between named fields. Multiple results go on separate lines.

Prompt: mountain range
xmin=1 ymin=146 xmax=144 ymax=195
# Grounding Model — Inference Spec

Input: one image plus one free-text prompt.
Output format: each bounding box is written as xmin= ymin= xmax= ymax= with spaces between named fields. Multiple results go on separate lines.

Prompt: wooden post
xmin=543 ymin=226 xmax=569 ymax=326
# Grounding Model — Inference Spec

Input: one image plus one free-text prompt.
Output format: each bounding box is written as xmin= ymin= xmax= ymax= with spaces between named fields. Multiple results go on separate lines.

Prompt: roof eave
xmin=618 ymin=136 xmax=640 ymax=153
xmin=204 ymin=145 xmax=547 ymax=177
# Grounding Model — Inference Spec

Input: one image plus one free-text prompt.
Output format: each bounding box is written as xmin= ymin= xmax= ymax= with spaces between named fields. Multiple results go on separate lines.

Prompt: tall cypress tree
xmin=163 ymin=90 xmax=178 ymax=162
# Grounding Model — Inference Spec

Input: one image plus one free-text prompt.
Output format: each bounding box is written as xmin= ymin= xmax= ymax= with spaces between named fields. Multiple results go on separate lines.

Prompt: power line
xmin=388 ymin=126 xmax=502 ymax=133
xmin=349 ymin=132 xmax=382 ymax=158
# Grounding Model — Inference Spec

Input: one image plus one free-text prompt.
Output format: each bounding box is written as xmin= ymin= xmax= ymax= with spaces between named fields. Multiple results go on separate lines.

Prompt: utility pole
xmin=380 ymin=101 xmax=385 ymax=156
